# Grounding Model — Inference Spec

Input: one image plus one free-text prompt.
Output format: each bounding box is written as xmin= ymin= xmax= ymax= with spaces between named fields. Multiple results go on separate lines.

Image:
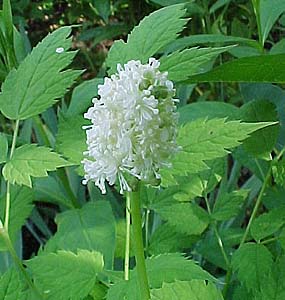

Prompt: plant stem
xmin=0 ymin=228 xmax=44 ymax=299
xmin=130 ymin=187 xmax=150 ymax=300
xmin=204 ymin=196 xmax=230 ymax=268
xmin=4 ymin=119 xmax=19 ymax=230
xmin=124 ymin=192 xmax=131 ymax=281
xmin=145 ymin=209 xmax=150 ymax=254
xmin=239 ymin=165 xmax=271 ymax=246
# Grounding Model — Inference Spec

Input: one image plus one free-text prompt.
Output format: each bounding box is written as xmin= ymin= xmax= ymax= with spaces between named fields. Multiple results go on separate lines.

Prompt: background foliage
xmin=0 ymin=0 xmax=285 ymax=299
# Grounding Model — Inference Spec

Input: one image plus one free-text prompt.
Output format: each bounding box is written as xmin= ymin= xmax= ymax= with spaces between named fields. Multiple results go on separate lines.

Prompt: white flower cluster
xmin=82 ymin=58 xmax=179 ymax=194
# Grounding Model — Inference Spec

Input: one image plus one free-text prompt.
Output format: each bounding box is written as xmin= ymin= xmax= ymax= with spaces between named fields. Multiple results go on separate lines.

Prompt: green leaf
xmin=160 ymin=46 xmax=233 ymax=82
xmin=178 ymin=101 xmax=239 ymax=124
xmin=66 ymin=78 xmax=103 ymax=117
xmin=3 ymin=0 xmax=13 ymax=45
xmin=161 ymin=118 xmax=275 ymax=186
xmin=152 ymin=202 xmax=209 ymax=235
xmin=209 ymin=0 xmax=231 ymax=14
xmin=44 ymin=201 xmax=116 ymax=269
xmin=212 ymin=190 xmax=249 ymax=221
xmin=0 ymin=186 xmax=34 ymax=251
xmin=2 ymin=144 xmax=70 ymax=187
xmin=240 ymin=100 xmax=279 ymax=159
xmin=0 ymin=268 xmax=25 ymax=300
xmin=272 ymin=158 xmax=285 ymax=186
xmin=148 ymin=224 xmax=197 ymax=255
xmin=27 ymin=250 xmax=103 ymax=300
xmin=250 ymin=208 xmax=285 ymax=242
xmin=151 ymin=280 xmax=224 ymax=300
xmin=255 ymin=255 xmax=285 ymax=300
xmin=232 ymin=243 xmax=273 ymax=292
xmin=0 ymin=133 xmax=8 ymax=163
xmin=56 ymin=114 xmax=87 ymax=166
xmin=106 ymin=253 xmax=216 ymax=300
xmin=0 ymin=26 xmax=81 ymax=120
xmin=91 ymin=0 xmax=110 ymax=23
xmin=185 ymin=54 xmax=285 ymax=83
xmin=258 ymin=0 xmax=285 ymax=45
xmin=106 ymin=4 xmax=187 ymax=73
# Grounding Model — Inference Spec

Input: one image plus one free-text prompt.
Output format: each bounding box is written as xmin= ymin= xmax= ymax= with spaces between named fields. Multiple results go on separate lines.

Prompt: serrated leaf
xmin=0 ymin=133 xmax=8 ymax=163
xmin=0 ymin=268 xmax=25 ymax=300
xmin=212 ymin=190 xmax=249 ymax=221
xmin=240 ymin=100 xmax=279 ymax=159
xmin=0 ymin=185 xmax=34 ymax=251
xmin=185 ymin=54 xmax=285 ymax=83
xmin=44 ymin=201 xmax=116 ymax=269
xmin=56 ymin=114 xmax=87 ymax=166
xmin=151 ymin=280 xmax=224 ymax=300
xmin=27 ymin=250 xmax=103 ymax=300
xmin=106 ymin=253 xmax=216 ymax=300
xmin=148 ymin=224 xmax=197 ymax=255
xmin=254 ymin=255 xmax=285 ymax=300
xmin=161 ymin=118 xmax=276 ymax=186
xmin=232 ymin=243 xmax=273 ymax=292
xmin=152 ymin=202 xmax=209 ymax=235
xmin=160 ymin=46 xmax=233 ymax=82
xmin=0 ymin=26 xmax=81 ymax=120
xmin=106 ymin=4 xmax=187 ymax=73
xmin=250 ymin=208 xmax=285 ymax=242
xmin=2 ymin=144 xmax=70 ymax=187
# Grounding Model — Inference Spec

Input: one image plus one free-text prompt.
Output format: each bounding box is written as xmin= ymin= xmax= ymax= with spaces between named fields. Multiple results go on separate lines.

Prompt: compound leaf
xmin=2 ymin=144 xmax=70 ymax=187
xmin=106 ymin=4 xmax=187 ymax=73
xmin=0 ymin=26 xmax=81 ymax=120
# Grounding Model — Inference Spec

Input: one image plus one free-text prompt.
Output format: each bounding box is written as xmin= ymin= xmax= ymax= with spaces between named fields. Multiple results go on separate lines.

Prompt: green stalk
xmin=4 ymin=119 xmax=19 ymax=230
xmin=124 ymin=192 xmax=131 ymax=281
xmin=130 ymin=187 xmax=150 ymax=300
xmin=0 ymin=228 xmax=44 ymax=299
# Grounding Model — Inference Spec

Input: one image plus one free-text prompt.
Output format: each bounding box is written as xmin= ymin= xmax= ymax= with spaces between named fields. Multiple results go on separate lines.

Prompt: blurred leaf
xmin=67 ymin=78 xmax=103 ymax=117
xmin=44 ymin=201 xmax=116 ymax=269
xmin=0 ymin=133 xmax=8 ymax=163
xmin=91 ymin=0 xmax=110 ymax=23
xmin=2 ymin=144 xmax=70 ymax=187
xmin=254 ymin=255 xmax=285 ymax=300
xmin=209 ymin=0 xmax=231 ymax=14
xmin=106 ymin=4 xmax=187 ymax=73
xmin=148 ymin=224 xmax=196 ymax=255
xmin=250 ymin=208 xmax=285 ymax=242
xmin=0 ymin=268 xmax=25 ymax=300
xmin=56 ymin=114 xmax=87 ymax=166
xmin=160 ymin=46 xmax=233 ymax=82
xmin=272 ymin=158 xmax=285 ymax=186
xmin=258 ymin=0 xmax=285 ymax=45
xmin=232 ymin=243 xmax=273 ymax=292
xmin=27 ymin=250 xmax=103 ymax=300
xmin=0 ymin=186 xmax=34 ymax=251
xmin=240 ymin=100 xmax=279 ymax=160
xmin=212 ymin=190 xmax=249 ymax=221
xmin=185 ymin=54 xmax=285 ymax=83
xmin=151 ymin=280 xmax=223 ymax=300
xmin=0 ymin=26 xmax=81 ymax=120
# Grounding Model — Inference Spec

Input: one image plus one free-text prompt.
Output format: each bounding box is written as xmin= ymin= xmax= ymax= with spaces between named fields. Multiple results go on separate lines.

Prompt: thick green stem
xmin=124 ymin=192 xmax=131 ymax=281
xmin=0 ymin=228 xmax=44 ymax=299
xmin=131 ymin=188 xmax=150 ymax=300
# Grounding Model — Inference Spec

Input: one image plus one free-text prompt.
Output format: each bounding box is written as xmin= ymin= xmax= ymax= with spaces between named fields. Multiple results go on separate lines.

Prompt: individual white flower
xmin=82 ymin=58 xmax=179 ymax=194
